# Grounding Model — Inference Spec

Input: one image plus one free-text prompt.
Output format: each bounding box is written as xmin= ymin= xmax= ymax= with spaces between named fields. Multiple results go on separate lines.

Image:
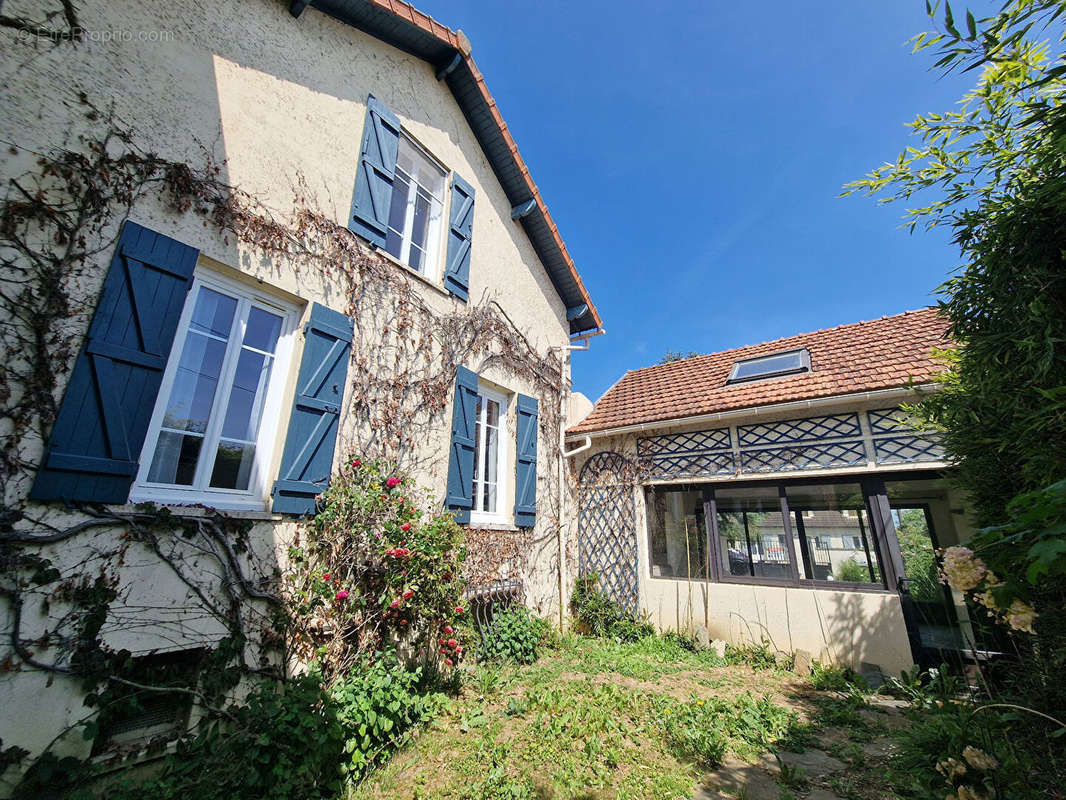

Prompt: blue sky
xmin=416 ymin=0 xmax=988 ymax=400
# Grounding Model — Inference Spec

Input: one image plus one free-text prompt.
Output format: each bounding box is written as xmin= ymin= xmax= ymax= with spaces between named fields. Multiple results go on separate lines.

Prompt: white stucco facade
xmin=0 ymin=0 xmax=593 ymax=785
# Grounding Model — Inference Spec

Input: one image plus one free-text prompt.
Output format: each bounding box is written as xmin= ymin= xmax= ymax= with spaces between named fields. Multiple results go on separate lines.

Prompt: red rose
xmin=352 ymin=459 xmax=361 ymax=467
xmin=390 ymin=599 xmax=400 ymax=609
xmin=322 ymin=573 xmax=331 ymax=581
xmin=400 ymin=619 xmax=407 ymax=626
xmin=444 ymin=658 xmax=453 ymax=667
xmin=455 ymin=645 xmax=463 ymax=654
xmin=443 ymin=626 xmax=453 ymax=635
xmin=455 ymin=606 xmax=465 ymax=615
xmin=402 ymin=589 xmax=414 ymax=600
xmin=386 ymin=477 xmax=401 ymax=489
xmin=447 ymin=638 xmax=457 ymax=649
xmin=400 ymin=523 xmax=411 ymax=532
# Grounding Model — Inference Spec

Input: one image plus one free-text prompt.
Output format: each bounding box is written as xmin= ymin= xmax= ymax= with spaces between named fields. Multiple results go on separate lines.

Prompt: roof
xmin=289 ymin=0 xmax=602 ymax=334
xmin=569 ymin=308 xmax=952 ymax=435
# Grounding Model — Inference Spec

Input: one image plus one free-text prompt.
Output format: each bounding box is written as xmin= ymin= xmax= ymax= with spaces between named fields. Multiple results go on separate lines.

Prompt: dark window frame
xmin=726 ymin=348 xmax=811 ymax=384
xmin=647 ymin=475 xmax=918 ymax=594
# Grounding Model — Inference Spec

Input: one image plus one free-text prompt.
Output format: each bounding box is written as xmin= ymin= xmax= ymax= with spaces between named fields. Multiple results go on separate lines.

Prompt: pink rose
xmin=390 ymin=599 xmax=400 ymax=609
xmin=447 ymin=638 xmax=458 ymax=649
xmin=335 ymin=590 xmax=349 ymax=600
xmin=385 ymin=477 xmax=401 ymax=489
xmin=444 ymin=658 xmax=453 ymax=667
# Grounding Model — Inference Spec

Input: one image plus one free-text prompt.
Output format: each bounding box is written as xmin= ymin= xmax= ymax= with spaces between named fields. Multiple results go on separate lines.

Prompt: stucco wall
xmin=0 ymin=0 xmax=577 ymax=781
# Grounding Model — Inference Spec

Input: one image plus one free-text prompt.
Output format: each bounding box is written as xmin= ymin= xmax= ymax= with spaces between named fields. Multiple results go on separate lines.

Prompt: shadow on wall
xmin=649 ymin=580 xmax=913 ymax=675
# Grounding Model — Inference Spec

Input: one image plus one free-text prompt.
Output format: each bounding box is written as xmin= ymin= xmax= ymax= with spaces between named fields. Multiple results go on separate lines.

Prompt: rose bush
xmin=284 ymin=458 xmax=467 ymax=681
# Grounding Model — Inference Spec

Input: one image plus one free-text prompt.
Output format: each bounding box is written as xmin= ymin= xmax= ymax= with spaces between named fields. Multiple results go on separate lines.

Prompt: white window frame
xmin=385 ymin=131 xmax=449 ymax=283
xmin=130 ymin=269 xmax=299 ymax=511
xmin=470 ymin=384 xmax=510 ymax=526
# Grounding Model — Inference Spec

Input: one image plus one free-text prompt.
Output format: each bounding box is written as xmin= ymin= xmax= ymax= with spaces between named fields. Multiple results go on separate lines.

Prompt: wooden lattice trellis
xmin=577 ymin=451 xmax=639 ymax=612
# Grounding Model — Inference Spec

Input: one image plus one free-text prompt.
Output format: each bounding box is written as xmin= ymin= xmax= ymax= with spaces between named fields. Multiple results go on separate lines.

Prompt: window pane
xmin=786 ymin=483 xmax=882 ymax=586
xmin=189 ymin=288 xmax=237 ymax=338
xmin=210 ymin=441 xmax=256 ymax=490
xmin=147 ymin=430 xmax=202 ymax=485
xmin=731 ymin=349 xmax=807 ymax=381
xmin=714 ymin=486 xmax=788 ymax=578
xmin=243 ymin=307 xmax=282 ymax=353
xmin=162 ymin=332 xmax=228 ymax=433
xmin=386 ymin=171 xmax=411 ymax=257
xmin=646 ymin=489 xmax=707 ymax=579
xmin=219 ymin=344 xmax=275 ymax=442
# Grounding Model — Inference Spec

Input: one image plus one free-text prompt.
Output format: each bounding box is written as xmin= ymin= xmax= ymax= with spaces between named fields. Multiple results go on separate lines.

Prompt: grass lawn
xmin=350 ymin=634 xmax=903 ymax=800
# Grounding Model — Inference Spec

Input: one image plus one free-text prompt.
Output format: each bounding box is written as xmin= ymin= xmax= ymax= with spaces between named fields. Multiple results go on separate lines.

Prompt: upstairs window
xmin=727 ymin=348 xmax=810 ymax=384
xmin=385 ymin=134 xmax=447 ymax=279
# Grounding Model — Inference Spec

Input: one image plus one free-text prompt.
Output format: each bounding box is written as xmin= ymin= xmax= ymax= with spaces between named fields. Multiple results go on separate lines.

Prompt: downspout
xmin=555 ymin=330 xmax=602 ymax=631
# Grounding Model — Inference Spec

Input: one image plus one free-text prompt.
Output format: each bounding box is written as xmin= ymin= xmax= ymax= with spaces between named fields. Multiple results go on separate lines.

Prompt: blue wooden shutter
xmin=30 ymin=221 xmax=198 ymax=503
xmin=349 ymin=95 xmax=401 ymax=248
xmin=443 ymin=174 xmax=474 ymax=301
xmin=514 ymin=394 xmax=539 ymax=527
xmin=445 ymin=365 xmax=478 ymax=524
xmin=271 ymin=303 xmax=353 ymax=515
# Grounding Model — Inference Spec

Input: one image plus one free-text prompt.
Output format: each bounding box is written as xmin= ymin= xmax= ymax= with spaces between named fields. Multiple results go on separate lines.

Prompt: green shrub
xmin=724 ymin=640 xmax=791 ymax=671
xmin=480 ymin=604 xmax=549 ymax=665
xmin=809 ymin=661 xmax=868 ymax=693
xmin=331 ymin=656 xmax=442 ymax=781
xmin=570 ymin=574 xmax=654 ymax=643
xmin=103 ymin=673 xmax=345 ymax=800
xmin=660 ymin=693 xmax=808 ymax=768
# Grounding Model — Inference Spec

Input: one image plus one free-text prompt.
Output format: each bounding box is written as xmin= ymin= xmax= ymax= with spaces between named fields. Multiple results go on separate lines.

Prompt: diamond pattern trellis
xmin=637 ymin=427 xmax=733 ymax=479
xmin=638 ymin=428 xmax=731 ymax=457
xmin=578 ymin=452 xmax=639 ymax=613
xmin=737 ymin=413 xmax=862 ymax=447
xmin=740 ymin=440 xmax=868 ymax=473
xmin=873 ymin=435 xmax=945 ymax=464
xmin=867 ymin=407 xmax=915 ymax=435
xmin=645 ymin=451 xmax=735 ymax=479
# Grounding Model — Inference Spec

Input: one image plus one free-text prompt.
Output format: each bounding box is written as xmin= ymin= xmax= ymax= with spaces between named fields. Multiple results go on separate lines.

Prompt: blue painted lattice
xmin=578 ymin=452 xmax=639 ymax=612
xmin=867 ymin=408 xmax=944 ymax=465
xmin=740 ymin=440 xmax=867 ymax=473
xmin=737 ymin=413 xmax=865 ymax=472
xmin=637 ymin=428 xmax=734 ymax=479
xmin=737 ymin=413 xmax=862 ymax=446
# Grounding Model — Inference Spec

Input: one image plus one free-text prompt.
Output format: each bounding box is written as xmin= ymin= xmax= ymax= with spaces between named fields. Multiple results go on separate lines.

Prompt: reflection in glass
xmin=714 ymin=486 xmax=788 ymax=579
xmin=646 ymin=489 xmax=706 ymax=579
xmin=787 ymin=483 xmax=882 ymax=585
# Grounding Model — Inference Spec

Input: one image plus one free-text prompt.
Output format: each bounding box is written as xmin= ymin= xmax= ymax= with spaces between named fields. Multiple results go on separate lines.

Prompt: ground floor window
xmin=645 ymin=475 xmax=940 ymax=592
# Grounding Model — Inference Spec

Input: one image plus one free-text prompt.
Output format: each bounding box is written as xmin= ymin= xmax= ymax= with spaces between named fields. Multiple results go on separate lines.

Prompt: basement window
xmin=727 ymin=348 xmax=810 ymax=384
xmin=90 ymin=648 xmax=204 ymax=755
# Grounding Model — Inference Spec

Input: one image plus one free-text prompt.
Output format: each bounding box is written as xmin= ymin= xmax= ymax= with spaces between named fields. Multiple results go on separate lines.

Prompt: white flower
xmin=1005 ymin=599 xmax=1037 ymax=633
xmin=962 ymin=745 xmax=998 ymax=771
xmin=941 ymin=546 xmax=987 ymax=592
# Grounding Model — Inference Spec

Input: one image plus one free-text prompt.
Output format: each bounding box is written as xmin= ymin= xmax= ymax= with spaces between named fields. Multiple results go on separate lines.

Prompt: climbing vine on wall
xmin=0 ymin=91 xmax=568 ymax=787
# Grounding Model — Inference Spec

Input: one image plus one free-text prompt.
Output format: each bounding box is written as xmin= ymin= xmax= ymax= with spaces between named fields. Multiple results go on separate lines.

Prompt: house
xmin=566 ymin=309 xmax=975 ymax=677
xmin=0 ymin=0 xmax=600 ymax=778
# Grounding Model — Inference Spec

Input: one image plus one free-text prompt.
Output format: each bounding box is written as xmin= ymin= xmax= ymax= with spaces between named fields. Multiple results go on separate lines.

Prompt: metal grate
xmin=577 ymin=452 xmax=639 ymax=612
xmin=873 ymin=435 xmax=945 ymax=464
xmin=637 ymin=428 xmax=734 ymax=480
xmin=740 ymin=440 xmax=868 ymax=473
xmin=737 ymin=413 xmax=862 ymax=447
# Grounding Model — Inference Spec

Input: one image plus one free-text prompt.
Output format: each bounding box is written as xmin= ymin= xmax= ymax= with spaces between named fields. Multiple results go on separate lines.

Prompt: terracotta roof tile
xmin=569 ymin=308 xmax=952 ymax=434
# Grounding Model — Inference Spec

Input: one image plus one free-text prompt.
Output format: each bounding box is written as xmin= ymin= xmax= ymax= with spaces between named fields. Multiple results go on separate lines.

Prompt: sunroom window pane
xmin=786 ymin=483 xmax=882 ymax=586
xmin=646 ymin=489 xmax=707 ymax=579
xmin=714 ymin=486 xmax=787 ymax=578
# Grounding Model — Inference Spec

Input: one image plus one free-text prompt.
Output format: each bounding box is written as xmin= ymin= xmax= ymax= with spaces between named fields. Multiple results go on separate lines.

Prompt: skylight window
xmin=728 ymin=348 xmax=810 ymax=383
